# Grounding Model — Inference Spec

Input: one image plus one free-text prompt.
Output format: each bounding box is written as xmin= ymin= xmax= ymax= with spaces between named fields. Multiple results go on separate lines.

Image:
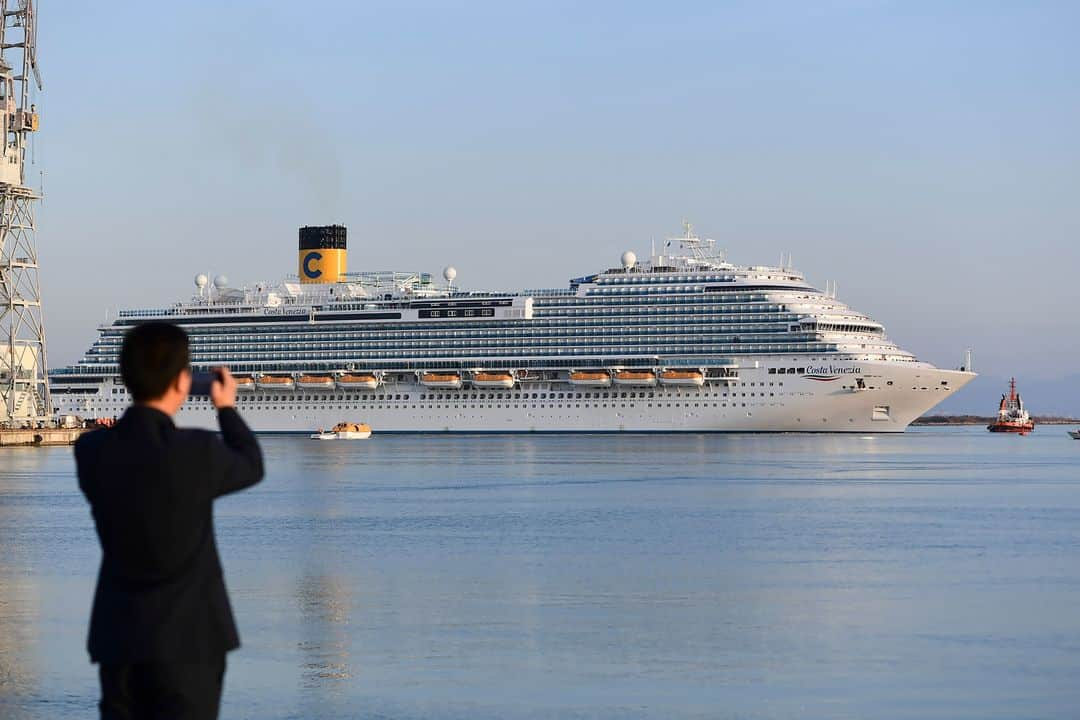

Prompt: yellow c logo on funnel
xmin=298 ymin=248 xmax=345 ymax=284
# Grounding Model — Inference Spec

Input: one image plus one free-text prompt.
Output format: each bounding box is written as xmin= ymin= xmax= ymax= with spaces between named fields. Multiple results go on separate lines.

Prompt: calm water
xmin=1 ymin=427 xmax=1079 ymax=719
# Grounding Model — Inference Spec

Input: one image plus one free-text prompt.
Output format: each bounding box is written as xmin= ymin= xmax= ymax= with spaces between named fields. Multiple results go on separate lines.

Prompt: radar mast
xmin=667 ymin=219 xmax=722 ymax=262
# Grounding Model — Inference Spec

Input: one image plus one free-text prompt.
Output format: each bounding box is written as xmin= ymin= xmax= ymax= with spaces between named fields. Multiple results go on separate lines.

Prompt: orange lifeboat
xmin=297 ymin=374 xmax=335 ymax=390
xmin=659 ymin=369 xmax=705 ymax=387
xmin=613 ymin=370 xmax=657 ymax=387
xmin=257 ymin=374 xmax=295 ymax=390
xmin=569 ymin=371 xmax=611 ymax=387
xmin=234 ymin=375 xmax=256 ymax=392
xmin=421 ymin=372 xmax=462 ymax=389
xmin=337 ymin=373 xmax=379 ymax=390
xmin=472 ymin=371 xmax=514 ymax=389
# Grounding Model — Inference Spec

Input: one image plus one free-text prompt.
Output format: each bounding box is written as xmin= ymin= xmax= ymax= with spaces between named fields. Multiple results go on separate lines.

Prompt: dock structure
xmin=0 ymin=0 xmax=50 ymax=427
xmin=1 ymin=425 xmax=88 ymax=447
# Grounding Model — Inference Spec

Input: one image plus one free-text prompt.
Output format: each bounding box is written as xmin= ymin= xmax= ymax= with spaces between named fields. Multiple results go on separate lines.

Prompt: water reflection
xmin=296 ymin=574 xmax=352 ymax=688
xmin=0 ymin=450 xmax=47 ymax=717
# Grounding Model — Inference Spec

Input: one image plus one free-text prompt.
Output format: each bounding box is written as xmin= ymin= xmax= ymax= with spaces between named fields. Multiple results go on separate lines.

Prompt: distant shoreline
xmin=913 ymin=416 xmax=1080 ymax=426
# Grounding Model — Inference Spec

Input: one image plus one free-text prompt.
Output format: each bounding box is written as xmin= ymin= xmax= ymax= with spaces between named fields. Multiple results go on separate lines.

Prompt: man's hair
xmin=120 ymin=322 xmax=191 ymax=402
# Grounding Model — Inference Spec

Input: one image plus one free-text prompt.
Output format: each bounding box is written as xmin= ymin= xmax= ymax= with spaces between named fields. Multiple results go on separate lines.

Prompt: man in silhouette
xmin=75 ymin=322 xmax=264 ymax=719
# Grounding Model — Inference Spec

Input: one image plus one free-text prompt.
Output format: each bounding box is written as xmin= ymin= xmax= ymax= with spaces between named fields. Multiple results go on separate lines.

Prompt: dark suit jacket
xmin=75 ymin=404 xmax=264 ymax=664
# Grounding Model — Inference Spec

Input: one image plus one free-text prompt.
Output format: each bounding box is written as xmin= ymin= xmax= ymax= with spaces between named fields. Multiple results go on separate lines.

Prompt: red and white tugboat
xmin=987 ymin=378 xmax=1035 ymax=434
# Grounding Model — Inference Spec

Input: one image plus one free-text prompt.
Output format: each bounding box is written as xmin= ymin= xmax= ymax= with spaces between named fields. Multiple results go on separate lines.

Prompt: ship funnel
xmin=298 ymin=225 xmax=347 ymax=284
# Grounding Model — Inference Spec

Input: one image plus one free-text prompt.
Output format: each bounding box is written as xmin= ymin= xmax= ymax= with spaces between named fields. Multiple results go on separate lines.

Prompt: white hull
xmin=472 ymin=379 xmax=516 ymax=389
xmin=659 ymin=375 xmax=706 ymax=387
xmin=57 ymin=359 xmax=975 ymax=434
xmin=310 ymin=431 xmax=371 ymax=439
xmin=338 ymin=380 xmax=380 ymax=390
xmin=613 ymin=376 xmax=657 ymax=387
xmin=257 ymin=381 xmax=295 ymax=391
xmin=569 ymin=378 xmax=612 ymax=387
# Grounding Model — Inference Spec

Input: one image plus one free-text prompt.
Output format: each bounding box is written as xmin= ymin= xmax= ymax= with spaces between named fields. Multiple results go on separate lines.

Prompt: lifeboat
xmin=569 ymin=371 xmax=611 ymax=387
xmin=337 ymin=373 xmax=379 ymax=390
xmin=257 ymin=374 xmax=295 ymax=390
xmin=421 ymin=372 xmax=462 ymax=389
xmin=297 ymin=374 xmax=335 ymax=390
xmin=310 ymin=422 xmax=372 ymax=440
xmin=613 ymin=370 xmax=657 ymax=387
xmin=659 ymin=369 xmax=705 ymax=387
xmin=472 ymin=371 xmax=514 ymax=389
xmin=235 ymin=375 xmax=256 ymax=392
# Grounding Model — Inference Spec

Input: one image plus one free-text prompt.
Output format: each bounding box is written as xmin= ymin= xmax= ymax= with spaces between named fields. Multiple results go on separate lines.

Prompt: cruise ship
xmin=51 ymin=224 xmax=975 ymax=432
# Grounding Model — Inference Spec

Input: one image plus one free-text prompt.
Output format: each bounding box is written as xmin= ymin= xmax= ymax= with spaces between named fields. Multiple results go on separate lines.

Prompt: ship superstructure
xmin=51 ymin=223 xmax=975 ymax=432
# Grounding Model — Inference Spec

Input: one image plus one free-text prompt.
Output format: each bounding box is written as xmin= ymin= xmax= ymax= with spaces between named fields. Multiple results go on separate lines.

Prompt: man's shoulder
xmin=173 ymin=426 xmax=219 ymax=444
xmin=171 ymin=427 xmax=225 ymax=456
xmin=74 ymin=425 xmax=109 ymax=458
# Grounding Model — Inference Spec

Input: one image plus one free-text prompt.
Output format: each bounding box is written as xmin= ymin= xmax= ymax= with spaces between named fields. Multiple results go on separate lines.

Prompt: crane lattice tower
xmin=0 ymin=0 xmax=47 ymax=424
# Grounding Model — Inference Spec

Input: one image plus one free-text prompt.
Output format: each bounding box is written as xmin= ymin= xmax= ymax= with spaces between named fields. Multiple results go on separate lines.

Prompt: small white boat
xmin=310 ymin=422 xmax=372 ymax=440
xmin=613 ymin=370 xmax=657 ymax=387
xmin=1069 ymin=430 xmax=1080 ymax=440
xmin=659 ymin=369 xmax=705 ymax=387
xmin=471 ymin=371 xmax=515 ymax=388
xmin=297 ymin=374 xmax=335 ymax=390
xmin=257 ymin=375 xmax=295 ymax=390
xmin=421 ymin=372 xmax=462 ymax=389
xmin=569 ymin=371 xmax=611 ymax=387
xmin=337 ymin=373 xmax=379 ymax=390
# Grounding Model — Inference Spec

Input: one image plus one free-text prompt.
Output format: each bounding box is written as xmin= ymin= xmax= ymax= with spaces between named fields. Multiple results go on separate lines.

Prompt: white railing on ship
xmin=117 ymin=309 xmax=176 ymax=318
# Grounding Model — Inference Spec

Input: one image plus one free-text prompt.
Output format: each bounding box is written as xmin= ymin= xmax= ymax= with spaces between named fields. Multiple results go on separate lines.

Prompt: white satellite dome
xmin=213 ymin=274 xmax=229 ymax=289
xmin=621 ymin=250 xmax=637 ymax=269
xmin=194 ymin=273 xmax=209 ymax=289
xmin=443 ymin=266 xmax=458 ymax=282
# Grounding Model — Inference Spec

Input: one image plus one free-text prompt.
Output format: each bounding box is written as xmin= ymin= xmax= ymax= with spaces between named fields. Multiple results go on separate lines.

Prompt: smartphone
xmin=190 ymin=370 xmax=221 ymax=397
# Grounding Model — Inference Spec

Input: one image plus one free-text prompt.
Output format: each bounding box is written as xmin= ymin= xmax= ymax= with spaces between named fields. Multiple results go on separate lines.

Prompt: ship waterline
xmin=50 ymin=223 xmax=975 ymax=432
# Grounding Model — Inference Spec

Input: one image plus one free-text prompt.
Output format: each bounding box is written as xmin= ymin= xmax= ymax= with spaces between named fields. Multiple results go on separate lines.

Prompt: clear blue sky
xmin=34 ymin=1 xmax=1080 ymax=380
